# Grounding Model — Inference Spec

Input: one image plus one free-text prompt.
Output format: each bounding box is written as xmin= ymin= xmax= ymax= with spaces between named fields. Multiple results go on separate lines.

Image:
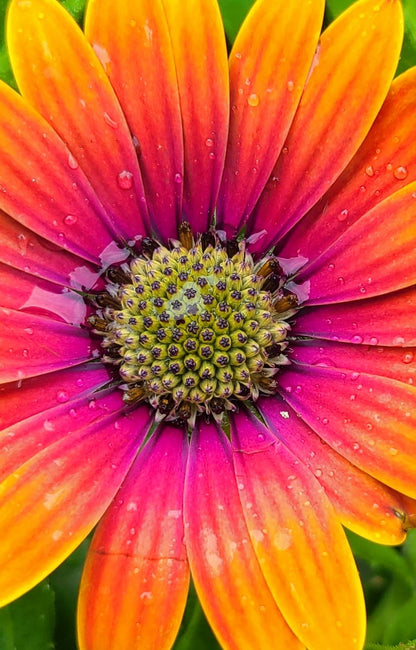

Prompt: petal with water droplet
xmin=185 ymin=419 xmax=304 ymax=649
xmin=78 ymin=425 xmax=189 ymax=650
xmin=217 ymin=0 xmax=324 ymax=232
xmin=0 ymin=405 xmax=152 ymax=607
xmin=249 ymin=0 xmax=403 ymax=251
xmin=231 ymin=409 xmax=366 ymax=650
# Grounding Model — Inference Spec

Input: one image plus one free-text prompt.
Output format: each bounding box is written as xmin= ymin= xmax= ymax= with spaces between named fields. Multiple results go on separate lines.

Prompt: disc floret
xmin=89 ymin=228 xmax=296 ymax=425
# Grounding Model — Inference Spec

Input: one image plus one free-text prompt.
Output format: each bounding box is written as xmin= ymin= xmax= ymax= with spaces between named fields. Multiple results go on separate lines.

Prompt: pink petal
xmin=279 ymin=364 xmax=416 ymax=498
xmin=231 ymin=409 xmax=366 ymax=650
xmin=258 ymin=396 xmax=406 ymax=545
xmin=184 ymin=419 xmax=304 ymax=649
xmin=78 ymin=425 xmax=189 ymax=650
xmin=297 ymin=183 xmax=416 ymax=303
xmin=292 ymin=285 xmax=416 ymax=346
xmin=0 ymin=363 xmax=110 ymax=430
xmin=0 ymin=307 xmax=93 ymax=383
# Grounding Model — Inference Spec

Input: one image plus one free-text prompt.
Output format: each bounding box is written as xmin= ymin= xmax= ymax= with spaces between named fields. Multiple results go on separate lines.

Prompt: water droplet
xmin=393 ymin=165 xmax=408 ymax=180
xmin=67 ymin=153 xmax=79 ymax=169
xmin=257 ymin=433 xmax=265 ymax=442
xmin=402 ymin=351 xmax=414 ymax=364
xmin=24 ymin=327 xmax=33 ymax=335
xmin=389 ymin=447 xmax=398 ymax=456
xmin=365 ymin=165 xmax=374 ymax=177
xmin=174 ymin=172 xmax=183 ymax=184
xmin=117 ymin=170 xmax=133 ymax=190
xmin=314 ymin=469 xmax=322 ymax=478
xmin=205 ymin=138 xmax=214 ymax=148
xmin=393 ymin=336 xmax=405 ymax=346
xmin=287 ymin=80 xmax=294 ymax=92
xmin=103 ymin=112 xmax=118 ymax=128
xmin=56 ymin=390 xmax=69 ymax=403
xmin=386 ymin=162 xmax=393 ymax=171
xmin=369 ymin=336 xmax=379 ymax=345
xmin=64 ymin=214 xmax=77 ymax=226
xmin=337 ymin=208 xmax=349 ymax=222
xmin=247 ymin=93 xmax=259 ymax=107
xmin=351 ymin=335 xmax=363 ymax=344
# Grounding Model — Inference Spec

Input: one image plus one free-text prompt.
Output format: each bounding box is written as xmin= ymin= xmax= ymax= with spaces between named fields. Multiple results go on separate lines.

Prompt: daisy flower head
xmin=0 ymin=0 xmax=416 ymax=648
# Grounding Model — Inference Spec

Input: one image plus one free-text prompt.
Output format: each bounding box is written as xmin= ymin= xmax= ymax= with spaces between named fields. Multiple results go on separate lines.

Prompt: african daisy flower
xmin=0 ymin=0 xmax=415 ymax=647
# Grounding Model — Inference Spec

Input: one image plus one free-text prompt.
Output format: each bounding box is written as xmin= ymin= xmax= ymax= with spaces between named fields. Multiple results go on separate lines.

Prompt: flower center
xmin=88 ymin=226 xmax=297 ymax=425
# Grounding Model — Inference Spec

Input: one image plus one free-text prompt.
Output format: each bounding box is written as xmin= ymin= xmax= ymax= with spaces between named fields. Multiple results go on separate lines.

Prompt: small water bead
xmin=67 ymin=153 xmax=79 ymax=169
xmin=393 ymin=166 xmax=408 ymax=180
xmin=64 ymin=214 xmax=77 ymax=226
xmin=117 ymin=170 xmax=134 ymax=190
xmin=103 ymin=112 xmax=118 ymax=128
xmin=247 ymin=93 xmax=260 ymax=107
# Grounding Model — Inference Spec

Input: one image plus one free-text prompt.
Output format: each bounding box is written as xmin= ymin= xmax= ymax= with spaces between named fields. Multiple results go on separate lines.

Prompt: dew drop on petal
xmin=351 ymin=335 xmax=363 ymax=344
xmin=67 ymin=153 xmax=79 ymax=170
xmin=365 ymin=165 xmax=374 ymax=177
xmin=338 ymin=209 xmax=349 ymax=221
xmin=247 ymin=93 xmax=259 ymax=107
xmin=174 ymin=172 xmax=183 ymax=184
xmin=117 ymin=170 xmax=134 ymax=190
xmin=287 ymin=80 xmax=294 ymax=92
xmin=393 ymin=166 xmax=408 ymax=180
xmin=393 ymin=336 xmax=405 ymax=346
xmin=56 ymin=390 xmax=69 ymax=403
xmin=402 ymin=351 xmax=414 ymax=364
xmin=205 ymin=138 xmax=214 ymax=148
xmin=64 ymin=214 xmax=77 ymax=226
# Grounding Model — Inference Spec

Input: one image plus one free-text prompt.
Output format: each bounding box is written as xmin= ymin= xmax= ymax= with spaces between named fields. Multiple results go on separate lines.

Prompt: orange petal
xmin=161 ymin=0 xmax=229 ymax=232
xmin=250 ymin=0 xmax=403 ymax=251
xmin=259 ymin=396 xmax=406 ymax=546
xmin=279 ymin=364 xmax=416 ymax=499
xmin=7 ymin=0 xmax=150 ymax=239
xmin=217 ymin=0 xmax=324 ymax=231
xmin=0 ymin=405 xmax=152 ymax=606
xmin=281 ymin=66 xmax=416 ymax=262
xmin=78 ymin=426 xmax=189 ymax=650
xmin=184 ymin=420 xmax=304 ymax=650
xmin=231 ymin=409 xmax=366 ymax=650
xmin=85 ymin=0 xmax=183 ymax=241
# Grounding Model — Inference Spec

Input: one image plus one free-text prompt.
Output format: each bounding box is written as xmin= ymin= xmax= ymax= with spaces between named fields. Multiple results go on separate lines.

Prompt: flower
xmin=0 ymin=0 xmax=415 ymax=647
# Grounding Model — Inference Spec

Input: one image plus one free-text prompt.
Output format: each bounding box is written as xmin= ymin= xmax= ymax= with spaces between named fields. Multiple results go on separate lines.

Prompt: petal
xmin=0 ymin=307 xmax=92 ymax=383
xmin=258 ymin=396 xmax=406 ymax=545
xmin=292 ymin=285 xmax=416 ymax=346
xmin=0 ymin=404 xmax=152 ymax=606
xmin=161 ymin=0 xmax=229 ymax=232
xmin=85 ymin=0 xmax=183 ymax=241
xmin=184 ymin=419 xmax=304 ymax=650
xmin=0 ymin=211 xmax=99 ymax=288
xmin=288 ymin=338 xmax=416 ymax=386
xmin=297 ymin=182 xmax=416 ymax=303
xmin=0 ymin=382 xmax=123 ymax=483
xmin=279 ymin=364 xmax=416 ymax=498
xmin=231 ymin=409 xmax=366 ymax=650
xmin=0 ymin=363 xmax=110 ymax=430
xmin=249 ymin=0 xmax=403 ymax=251
xmin=217 ymin=0 xmax=324 ymax=231
xmin=7 ymin=0 xmax=150 ymax=239
xmin=0 ymin=80 xmax=116 ymax=262
xmin=78 ymin=425 xmax=189 ymax=650
xmin=281 ymin=67 xmax=416 ymax=261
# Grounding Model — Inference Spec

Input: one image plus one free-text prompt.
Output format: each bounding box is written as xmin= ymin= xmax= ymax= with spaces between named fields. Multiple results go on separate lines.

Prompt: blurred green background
xmin=0 ymin=0 xmax=416 ymax=648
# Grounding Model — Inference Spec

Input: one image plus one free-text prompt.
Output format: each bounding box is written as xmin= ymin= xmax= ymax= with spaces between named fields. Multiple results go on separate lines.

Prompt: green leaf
xmin=218 ymin=0 xmax=254 ymax=45
xmin=0 ymin=581 xmax=55 ymax=650
xmin=173 ymin=582 xmax=221 ymax=650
